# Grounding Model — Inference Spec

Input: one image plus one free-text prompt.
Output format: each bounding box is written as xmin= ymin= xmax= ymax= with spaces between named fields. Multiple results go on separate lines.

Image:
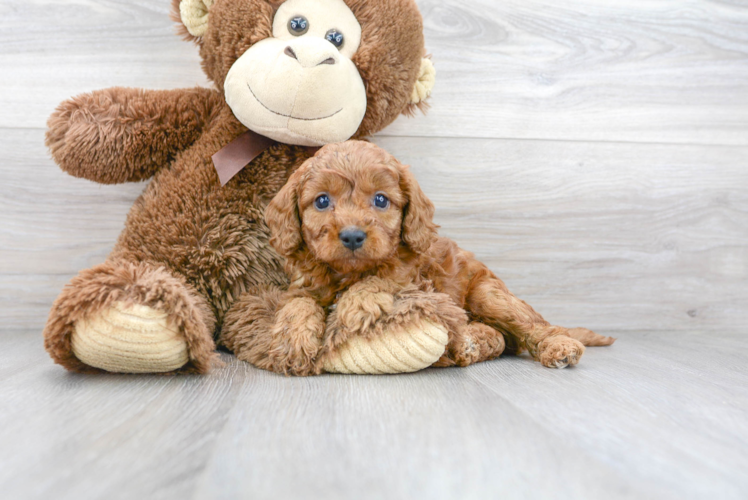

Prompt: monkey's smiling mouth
xmin=247 ymin=83 xmax=343 ymax=121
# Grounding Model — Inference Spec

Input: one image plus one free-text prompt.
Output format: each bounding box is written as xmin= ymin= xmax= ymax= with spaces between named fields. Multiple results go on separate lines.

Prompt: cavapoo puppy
xmin=223 ymin=141 xmax=614 ymax=375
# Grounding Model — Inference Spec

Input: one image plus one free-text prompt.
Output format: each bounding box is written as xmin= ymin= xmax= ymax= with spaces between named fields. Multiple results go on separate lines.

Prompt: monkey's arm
xmin=46 ymin=87 xmax=221 ymax=184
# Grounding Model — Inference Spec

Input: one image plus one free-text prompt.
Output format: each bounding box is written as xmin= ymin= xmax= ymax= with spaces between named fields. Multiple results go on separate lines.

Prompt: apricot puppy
xmin=258 ymin=140 xmax=615 ymax=372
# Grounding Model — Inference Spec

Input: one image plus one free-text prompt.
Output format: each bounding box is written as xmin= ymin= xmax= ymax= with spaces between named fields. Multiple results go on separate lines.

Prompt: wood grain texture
xmin=1 ymin=0 xmax=748 ymax=498
xmin=2 ymin=129 xmax=745 ymax=333
xmin=396 ymin=0 xmax=748 ymax=145
xmin=1 ymin=0 xmax=747 ymax=144
xmin=374 ymin=136 xmax=748 ymax=333
xmin=1 ymin=329 xmax=746 ymax=500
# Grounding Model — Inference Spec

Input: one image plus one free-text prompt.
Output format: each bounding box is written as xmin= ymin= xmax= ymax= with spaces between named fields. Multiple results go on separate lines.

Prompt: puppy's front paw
xmin=335 ymin=287 xmax=395 ymax=334
xmin=538 ymin=336 xmax=585 ymax=369
xmin=269 ymin=297 xmax=326 ymax=376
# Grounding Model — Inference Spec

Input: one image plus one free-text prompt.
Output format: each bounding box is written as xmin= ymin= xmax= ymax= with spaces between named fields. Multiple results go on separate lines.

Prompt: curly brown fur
xmin=43 ymin=260 xmax=217 ymax=374
xmin=222 ymin=286 xmax=325 ymax=375
xmin=45 ymin=0 xmax=431 ymax=373
xmin=323 ymin=280 xmax=467 ymax=353
xmin=45 ymin=87 xmax=221 ymax=184
xmin=265 ymin=141 xmax=616 ymax=369
xmin=223 ymin=277 xmax=467 ymax=376
xmin=433 ymin=322 xmax=507 ymax=368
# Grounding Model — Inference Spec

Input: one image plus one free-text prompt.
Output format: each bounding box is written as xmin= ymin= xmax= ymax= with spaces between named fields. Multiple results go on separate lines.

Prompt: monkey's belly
xmin=111 ymin=183 xmax=287 ymax=319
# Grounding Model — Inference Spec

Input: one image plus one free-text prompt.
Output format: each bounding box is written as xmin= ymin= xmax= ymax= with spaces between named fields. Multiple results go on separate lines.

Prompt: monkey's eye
xmin=373 ymin=193 xmax=390 ymax=209
xmin=314 ymin=194 xmax=331 ymax=210
xmin=288 ymin=16 xmax=309 ymax=36
xmin=325 ymin=29 xmax=344 ymax=49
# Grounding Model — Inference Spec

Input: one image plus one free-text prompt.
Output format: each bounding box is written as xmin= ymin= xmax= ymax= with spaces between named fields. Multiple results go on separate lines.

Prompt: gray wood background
xmin=0 ymin=1 xmax=746 ymax=499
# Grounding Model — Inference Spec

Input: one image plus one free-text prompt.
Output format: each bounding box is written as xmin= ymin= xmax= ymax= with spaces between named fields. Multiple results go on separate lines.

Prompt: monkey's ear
xmin=398 ymin=164 xmax=438 ymax=254
xmin=172 ymin=0 xmax=214 ymax=40
xmin=410 ymin=58 xmax=436 ymax=107
xmin=265 ymin=167 xmax=305 ymax=257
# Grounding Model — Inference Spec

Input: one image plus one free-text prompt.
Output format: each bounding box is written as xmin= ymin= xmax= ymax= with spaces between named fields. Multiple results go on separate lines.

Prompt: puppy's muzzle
xmin=339 ymin=227 xmax=367 ymax=251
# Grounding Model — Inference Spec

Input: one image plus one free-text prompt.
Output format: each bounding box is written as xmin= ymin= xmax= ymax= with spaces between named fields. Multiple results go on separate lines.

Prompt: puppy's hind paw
xmin=538 ymin=336 xmax=585 ymax=369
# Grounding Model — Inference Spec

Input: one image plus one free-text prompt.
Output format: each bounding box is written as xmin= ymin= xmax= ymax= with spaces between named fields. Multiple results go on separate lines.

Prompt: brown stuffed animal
xmin=222 ymin=141 xmax=616 ymax=376
xmin=43 ymin=0 xmax=437 ymax=374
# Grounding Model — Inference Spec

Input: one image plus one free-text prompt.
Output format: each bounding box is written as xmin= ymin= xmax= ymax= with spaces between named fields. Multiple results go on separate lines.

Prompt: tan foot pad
xmin=322 ymin=320 xmax=448 ymax=375
xmin=71 ymin=302 xmax=189 ymax=373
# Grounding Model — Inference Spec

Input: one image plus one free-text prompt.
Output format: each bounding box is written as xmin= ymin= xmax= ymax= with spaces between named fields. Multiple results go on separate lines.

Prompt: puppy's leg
xmin=435 ymin=322 xmax=506 ymax=367
xmin=466 ymin=272 xmax=587 ymax=368
xmin=221 ymin=287 xmax=325 ymax=376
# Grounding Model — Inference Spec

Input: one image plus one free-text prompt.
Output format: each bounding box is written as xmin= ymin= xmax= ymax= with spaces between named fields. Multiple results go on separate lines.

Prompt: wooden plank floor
xmin=1 ymin=0 xmax=747 ymax=498
xmin=2 ymin=329 xmax=747 ymax=500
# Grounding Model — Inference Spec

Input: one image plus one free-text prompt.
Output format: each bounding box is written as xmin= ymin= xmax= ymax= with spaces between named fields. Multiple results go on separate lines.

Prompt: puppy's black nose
xmin=339 ymin=227 xmax=367 ymax=251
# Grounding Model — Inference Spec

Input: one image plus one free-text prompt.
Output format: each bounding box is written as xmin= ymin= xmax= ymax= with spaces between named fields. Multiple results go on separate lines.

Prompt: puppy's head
xmin=266 ymin=141 xmax=437 ymax=273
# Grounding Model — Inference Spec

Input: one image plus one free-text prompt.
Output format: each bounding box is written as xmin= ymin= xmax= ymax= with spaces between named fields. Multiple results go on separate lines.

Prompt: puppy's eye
xmin=314 ymin=194 xmax=331 ymax=210
xmin=288 ymin=16 xmax=309 ymax=36
xmin=325 ymin=29 xmax=344 ymax=49
xmin=373 ymin=193 xmax=390 ymax=209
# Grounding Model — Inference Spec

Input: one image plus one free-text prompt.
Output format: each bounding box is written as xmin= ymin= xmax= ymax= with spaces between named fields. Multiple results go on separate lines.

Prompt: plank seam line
xmin=3 ymin=127 xmax=747 ymax=149
xmin=375 ymin=133 xmax=748 ymax=149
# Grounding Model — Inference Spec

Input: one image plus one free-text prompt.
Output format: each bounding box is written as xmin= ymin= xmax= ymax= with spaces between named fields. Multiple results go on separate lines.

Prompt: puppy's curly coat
xmin=225 ymin=141 xmax=614 ymax=375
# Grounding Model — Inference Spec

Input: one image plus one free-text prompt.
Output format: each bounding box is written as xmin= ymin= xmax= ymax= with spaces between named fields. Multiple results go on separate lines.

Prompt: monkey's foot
xmin=44 ymin=260 xmax=216 ymax=374
xmin=72 ymin=302 xmax=189 ymax=373
xmin=322 ymin=319 xmax=448 ymax=375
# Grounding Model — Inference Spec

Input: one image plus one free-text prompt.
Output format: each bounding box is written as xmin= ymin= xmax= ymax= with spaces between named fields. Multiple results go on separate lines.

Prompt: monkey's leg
xmin=44 ymin=260 xmax=217 ymax=374
xmin=320 ymin=283 xmax=466 ymax=375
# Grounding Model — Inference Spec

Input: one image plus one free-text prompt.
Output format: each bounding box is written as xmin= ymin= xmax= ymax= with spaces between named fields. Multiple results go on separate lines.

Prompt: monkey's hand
xmin=46 ymin=87 xmax=220 ymax=184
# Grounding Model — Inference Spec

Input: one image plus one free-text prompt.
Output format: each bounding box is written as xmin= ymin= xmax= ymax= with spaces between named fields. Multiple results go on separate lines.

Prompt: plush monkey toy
xmin=43 ymin=0 xmax=437 ymax=374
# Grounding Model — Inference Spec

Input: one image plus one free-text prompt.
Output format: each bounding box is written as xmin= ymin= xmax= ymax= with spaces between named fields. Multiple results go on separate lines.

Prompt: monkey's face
xmin=225 ymin=0 xmax=366 ymax=146
xmin=175 ymin=0 xmax=434 ymax=143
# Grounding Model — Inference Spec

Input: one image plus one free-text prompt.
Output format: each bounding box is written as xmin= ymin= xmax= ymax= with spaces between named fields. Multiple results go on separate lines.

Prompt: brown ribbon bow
xmin=212 ymin=129 xmax=321 ymax=186
xmin=211 ymin=129 xmax=277 ymax=186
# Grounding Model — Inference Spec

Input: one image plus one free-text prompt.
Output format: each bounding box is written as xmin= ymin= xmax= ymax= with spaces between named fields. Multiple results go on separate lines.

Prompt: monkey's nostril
xmin=284 ymin=46 xmax=298 ymax=60
xmin=318 ymin=57 xmax=336 ymax=66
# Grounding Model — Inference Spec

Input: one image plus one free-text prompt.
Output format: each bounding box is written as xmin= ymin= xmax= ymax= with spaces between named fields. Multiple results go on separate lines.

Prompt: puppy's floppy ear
xmin=398 ymin=164 xmax=438 ymax=254
xmin=265 ymin=166 xmax=305 ymax=257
